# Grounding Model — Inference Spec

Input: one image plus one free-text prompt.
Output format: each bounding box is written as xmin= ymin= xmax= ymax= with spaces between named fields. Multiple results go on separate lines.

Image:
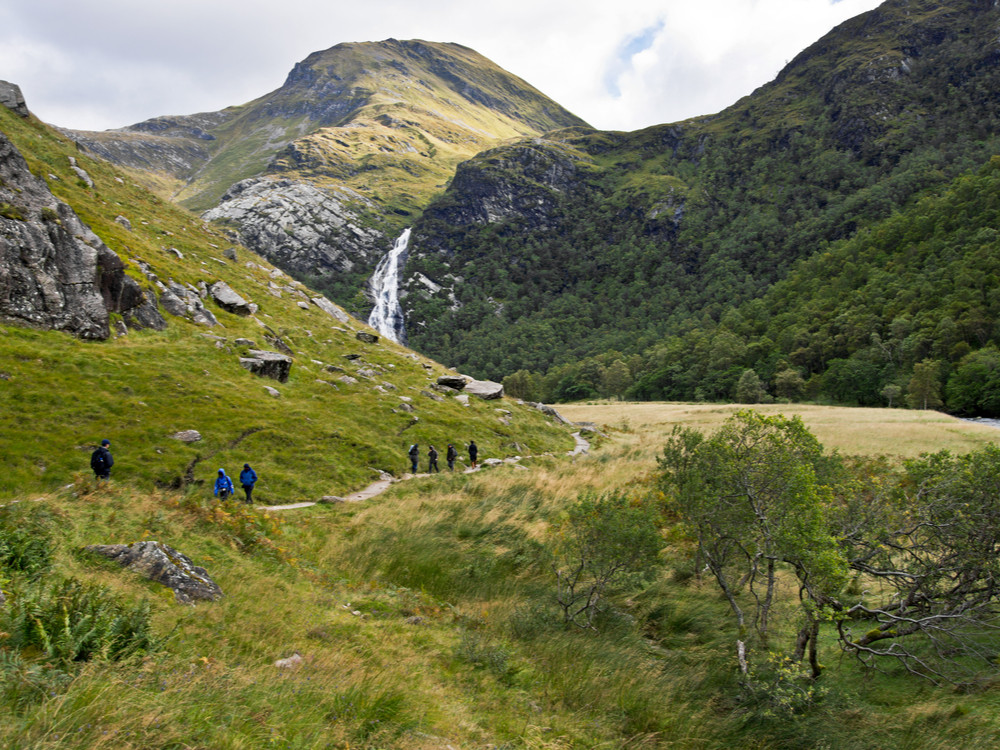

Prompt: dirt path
xmin=260 ymin=432 xmax=591 ymax=512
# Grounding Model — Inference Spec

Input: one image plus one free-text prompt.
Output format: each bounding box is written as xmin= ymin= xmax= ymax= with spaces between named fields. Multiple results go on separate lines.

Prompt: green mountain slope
xmin=399 ymin=0 xmax=1000 ymax=409
xmin=0 ymin=103 xmax=572 ymax=500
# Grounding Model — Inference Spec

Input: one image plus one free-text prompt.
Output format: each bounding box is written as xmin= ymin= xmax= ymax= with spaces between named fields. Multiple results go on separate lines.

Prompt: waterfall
xmin=367 ymin=228 xmax=411 ymax=344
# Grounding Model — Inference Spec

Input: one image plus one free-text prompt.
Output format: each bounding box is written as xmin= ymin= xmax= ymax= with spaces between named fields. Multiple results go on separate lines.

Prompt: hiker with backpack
xmin=408 ymin=443 xmax=419 ymax=473
xmin=468 ymin=440 xmax=478 ymax=469
xmin=239 ymin=463 xmax=258 ymax=504
xmin=428 ymin=445 xmax=440 ymax=473
xmin=90 ymin=439 xmax=113 ymax=480
xmin=214 ymin=468 xmax=235 ymax=500
xmin=446 ymin=443 xmax=457 ymax=471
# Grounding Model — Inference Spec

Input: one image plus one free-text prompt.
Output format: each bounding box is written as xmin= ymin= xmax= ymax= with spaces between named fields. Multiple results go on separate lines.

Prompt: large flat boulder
xmin=465 ymin=379 xmax=504 ymax=400
xmin=239 ymin=349 xmax=292 ymax=382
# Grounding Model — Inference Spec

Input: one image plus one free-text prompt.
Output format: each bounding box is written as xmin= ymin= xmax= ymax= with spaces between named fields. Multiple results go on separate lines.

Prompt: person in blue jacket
xmin=239 ymin=463 xmax=258 ymax=504
xmin=214 ymin=468 xmax=234 ymax=500
xmin=408 ymin=443 xmax=419 ymax=473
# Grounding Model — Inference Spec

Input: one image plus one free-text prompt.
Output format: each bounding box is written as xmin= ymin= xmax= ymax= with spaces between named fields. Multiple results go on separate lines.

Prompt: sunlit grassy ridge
xmin=0 ymin=106 xmax=573 ymax=501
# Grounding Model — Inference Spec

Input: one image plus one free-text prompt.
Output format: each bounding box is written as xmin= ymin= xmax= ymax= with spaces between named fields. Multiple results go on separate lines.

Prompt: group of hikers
xmin=92 ymin=436 xmax=482 ymax=502
xmin=408 ymin=440 xmax=477 ymax=474
xmin=90 ymin=439 xmax=259 ymax=504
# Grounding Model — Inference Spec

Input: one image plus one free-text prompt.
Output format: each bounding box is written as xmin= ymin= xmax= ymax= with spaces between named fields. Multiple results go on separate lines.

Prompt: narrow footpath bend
xmin=260 ymin=431 xmax=591 ymax=512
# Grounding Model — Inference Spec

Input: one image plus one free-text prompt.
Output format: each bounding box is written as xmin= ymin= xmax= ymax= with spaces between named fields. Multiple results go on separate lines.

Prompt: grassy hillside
xmin=4 ymin=406 xmax=1000 ymax=747
xmin=0 ymin=105 xmax=573 ymax=502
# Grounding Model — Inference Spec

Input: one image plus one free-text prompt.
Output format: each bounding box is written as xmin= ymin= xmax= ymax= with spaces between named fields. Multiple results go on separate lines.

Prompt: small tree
xmin=549 ymin=492 xmax=661 ymax=629
xmin=880 ymin=383 xmax=902 ymax=408
xmin=906 ymin=359 xmax=943 ymax=410
xmin=735 ymin=369 xmax=766 ymax=404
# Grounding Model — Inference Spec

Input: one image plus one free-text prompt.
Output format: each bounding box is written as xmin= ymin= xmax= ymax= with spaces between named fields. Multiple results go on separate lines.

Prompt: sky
xmin=0 ymin=0 xmax=884 ymax=133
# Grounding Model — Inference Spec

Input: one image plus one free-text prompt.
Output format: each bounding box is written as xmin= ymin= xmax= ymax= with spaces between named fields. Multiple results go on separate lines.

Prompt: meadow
xmin=5 ymin=402 xmax=1000 ymax=748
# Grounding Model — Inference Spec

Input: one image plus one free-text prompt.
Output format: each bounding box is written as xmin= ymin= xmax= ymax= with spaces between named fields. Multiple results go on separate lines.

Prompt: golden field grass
xmin=559 ymin=401 xmax=1000 ymax=463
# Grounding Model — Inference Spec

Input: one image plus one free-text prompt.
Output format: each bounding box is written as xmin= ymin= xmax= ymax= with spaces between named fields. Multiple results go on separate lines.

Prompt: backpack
xmin=91 ymin=448 xmax=106 ymax=472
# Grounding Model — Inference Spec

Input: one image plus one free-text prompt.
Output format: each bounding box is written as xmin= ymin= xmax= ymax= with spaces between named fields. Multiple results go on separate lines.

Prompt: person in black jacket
xmin=446 ymin=443 xmax=457 ymax=471
xmin=90 ymin=439 xmax=113 ymax=480
xmin=468 ymin=440 xmax=478 ymax=469
xmin=408 ymin=443 xmax=419 ymax=473
xmin=428 ymin=445 xmax=440 ymax=473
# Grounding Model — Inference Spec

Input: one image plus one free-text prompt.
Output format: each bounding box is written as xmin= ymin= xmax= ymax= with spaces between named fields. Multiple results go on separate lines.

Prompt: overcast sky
xmin=1 ymin=0 xmax=883 ymax=133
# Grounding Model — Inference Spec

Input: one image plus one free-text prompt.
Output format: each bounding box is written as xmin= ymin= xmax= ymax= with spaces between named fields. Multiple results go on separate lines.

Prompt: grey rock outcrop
xmin=311 ymin=295 xmax=350 ymax=323
xmin=170 ymin=430 xmax=202 ymax=443
xmin=160 ymin=284 xmax=218 ymax=326
xmin=209 ymin=280 xmax=252 ymax=315
xmin=239 ymin=349 xmax=293 ymax=382
xmin=85 ymin=540 xmax=223 ymax=605
xmin=0 ymin=80 xmax=29 ymax=118
xmin=201 ymin=177 xmax=385 ymax=279
xmin=355 ymin=331 xmax=379 ymax=344
xmin=0 ymin=131 xmax=164 ymax=338
xmin=464 ymin=379 xmax=504 ymax=400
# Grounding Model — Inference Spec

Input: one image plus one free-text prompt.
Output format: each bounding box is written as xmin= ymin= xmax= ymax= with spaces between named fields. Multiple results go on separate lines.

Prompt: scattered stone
xmin=165 ymin=247 xmax=183 ymax=259
xmin=223 ymin=247 xmax=237 ymax=261
xmin=85 ymin=540 xmax=223 ymax=605
xmin=456 ymin=394 xmax=470 ymax=406
xmin=343 ymin=354 xmax=362 ymax=361
xmin=529 ymin=402 xmax=570 ymax=424
xmin=170 ymin=430 xmax=202 ymax=443
xmin=356 ymin=368 xmax=377 ymax=379
xmin=263 ymin=386 xmax=281 ymax=398
xmin=356 ymin=332 xmax=379 ymax=344
xmin=317 ymin=496 xmax=345 ymax=504
xmin=209 ymin=281 xmax=253 ymax=315
xmin=67 ymin=156 xmax=93 ymax=188
xmin=297 ymin=301 xmax=309 ymax=310
xmin=338 ymin=375 xmax=359 ymax=385
xmin=114 ymin=215 xmax=132 ymax=231
xmin=324 ymin=364 xmax=345 ymax=373
xmin=274 ymin=651 xmax=303 ymax=669
xmin=397 ymin=402 xmax=415 ymax=413
xmin=464 ymin=379 xmax=504 ymax=400
xmin=430 ymin=383 xmax=457 ymax=394
xmin=239 ymin=350 xmax=292 ymax=382
xmin=234 ymin=337 xmax=255 ymax=347
xmin=420 ymin=389 xmax=445 ymax=402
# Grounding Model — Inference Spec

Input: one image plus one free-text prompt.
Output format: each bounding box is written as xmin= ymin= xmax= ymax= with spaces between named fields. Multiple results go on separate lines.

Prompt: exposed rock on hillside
xmin=0 ymin=131 xmax=163 ymax=338
xmin=239 ymin=350 xmax=293 ymax=382
xmin=201 ymin=177 xmax=384 ymax=280
xmin=86 ymin=540 xmax=223 ymax=605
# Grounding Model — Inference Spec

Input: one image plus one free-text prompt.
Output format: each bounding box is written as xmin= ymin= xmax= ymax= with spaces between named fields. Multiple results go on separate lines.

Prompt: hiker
xmin=239 ymin=463 xmax=258 ymax=504
xmin=90 ymin=439 xmax=113 ymax=480
xmin=468 ymin=440 xmax=478 ymax=469
xmin=428 ymin=445 xmax=440 ymax=473
xmin=214 ymin=468 xmax=235 ymax=500
xmin=446 ymin=443 xmax=457 ymax=471
xmin=408 ymin=443 xmax=419 ymax=473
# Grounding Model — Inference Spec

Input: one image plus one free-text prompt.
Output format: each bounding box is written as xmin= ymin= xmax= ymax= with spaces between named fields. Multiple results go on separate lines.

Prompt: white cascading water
xmin=367 ymin=228 xmax=411 ymax=343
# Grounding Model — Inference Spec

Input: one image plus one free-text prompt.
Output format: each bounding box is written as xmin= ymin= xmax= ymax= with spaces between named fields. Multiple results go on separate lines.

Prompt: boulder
xmin=239 ymin=350 xmax=292 ymax=382
xmin=465 ymin=379 xmax=504 ymax=400
xmin=209 ymin=281 xmax=252 ymax=315
xmin=0 ymin=80 xmax=29 ymax=117
xmin=170 ymin=430 xmax=202 ymax=443
xmin=85 ymin=540 xmax=223 ymax=605
xmin=529 ymin=402 xmax=570 ymax=425
xmin=356 ymin=332 xmax=379 ymax=344
xmin=437 ymin=375 xmax=469 ymax=390
xmin=311 ymin=296 xmax=351 ymax=324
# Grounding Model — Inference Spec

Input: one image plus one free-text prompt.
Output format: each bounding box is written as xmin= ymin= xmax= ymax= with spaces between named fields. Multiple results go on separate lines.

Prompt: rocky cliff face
xmin=0 ymin=116 xmax=163 ymax=338
xmin=60 ymin=40 xmax=591 ymax=317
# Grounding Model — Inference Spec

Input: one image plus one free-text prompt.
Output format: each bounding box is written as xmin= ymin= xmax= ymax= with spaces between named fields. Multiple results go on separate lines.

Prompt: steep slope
xmin=399 ymin=0 xmax=1000 ymax=400
xmin=0 ymin=97 xmax=573 ymax=500
xmin=61 ymin=40 xmax=589 ymax=318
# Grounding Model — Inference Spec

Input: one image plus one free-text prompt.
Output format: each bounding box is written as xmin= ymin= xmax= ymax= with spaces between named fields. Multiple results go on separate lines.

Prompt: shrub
xmin=3 ymin=577 xmax=159 ymax=664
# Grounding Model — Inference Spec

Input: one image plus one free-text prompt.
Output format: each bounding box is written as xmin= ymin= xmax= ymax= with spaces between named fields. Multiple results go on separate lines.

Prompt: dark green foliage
xmin=0 ymin=506 xmax=55 ymax=575
xmin=3 ymin=578 xmax=158 ymax=664
xmin=0 ymin=651 xmax=72 ymax=709
xmin=548 ymin=491 xmax=662 ymax=629
xmin=402 ymin=1 xmax=1000 ymax=414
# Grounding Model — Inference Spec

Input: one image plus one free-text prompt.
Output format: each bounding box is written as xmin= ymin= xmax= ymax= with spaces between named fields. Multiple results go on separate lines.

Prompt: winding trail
xmin=260 ymin=432 xmax=591 ymax=512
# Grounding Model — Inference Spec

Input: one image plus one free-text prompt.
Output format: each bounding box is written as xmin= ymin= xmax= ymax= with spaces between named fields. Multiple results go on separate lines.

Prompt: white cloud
xmin=0 ymin=0 xmax=883 ymax=132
